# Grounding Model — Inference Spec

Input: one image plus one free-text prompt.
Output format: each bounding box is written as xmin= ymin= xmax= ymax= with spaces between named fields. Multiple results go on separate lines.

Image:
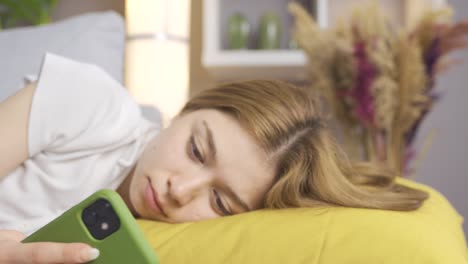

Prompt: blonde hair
xmin=181 ymin=80 xmax=428 ymax=211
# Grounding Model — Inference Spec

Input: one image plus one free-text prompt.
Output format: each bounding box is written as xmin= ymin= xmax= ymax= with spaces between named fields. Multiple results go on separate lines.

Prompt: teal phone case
xmin=23 ymin=189 xmax=159 ymax=264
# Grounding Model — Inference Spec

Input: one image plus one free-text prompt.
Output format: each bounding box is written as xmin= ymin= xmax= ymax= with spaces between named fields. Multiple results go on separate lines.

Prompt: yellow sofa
xmin=138 ymin=178 xmax=467 ymax=263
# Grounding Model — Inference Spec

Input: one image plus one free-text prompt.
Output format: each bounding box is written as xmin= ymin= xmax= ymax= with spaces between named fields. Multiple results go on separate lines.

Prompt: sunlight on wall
xmin=125 ymin=0 xmax=191 ymax=126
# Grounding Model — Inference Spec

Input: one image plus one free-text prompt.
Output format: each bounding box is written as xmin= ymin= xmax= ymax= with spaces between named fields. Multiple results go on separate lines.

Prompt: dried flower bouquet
xmin=289 ymin=2 xmax=468 ymax=175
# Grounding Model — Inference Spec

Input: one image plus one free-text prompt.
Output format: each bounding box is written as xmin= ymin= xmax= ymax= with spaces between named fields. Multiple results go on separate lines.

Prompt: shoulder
xmin=35 ymin=53 xmax=133 ymax=107
xmin=29 ymin=54 xmax=143 ymax=155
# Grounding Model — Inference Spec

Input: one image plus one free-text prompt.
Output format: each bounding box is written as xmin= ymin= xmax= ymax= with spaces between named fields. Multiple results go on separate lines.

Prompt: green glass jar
xmin=228 ymin=12 xmax=250 ymax=49
xmin=258 ymin=11 xmax=282 ymax=49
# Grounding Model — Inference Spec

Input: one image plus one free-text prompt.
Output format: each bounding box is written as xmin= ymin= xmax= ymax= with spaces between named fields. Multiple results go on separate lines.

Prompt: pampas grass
xmin=289 ymin=2 xmax=468 ymax=176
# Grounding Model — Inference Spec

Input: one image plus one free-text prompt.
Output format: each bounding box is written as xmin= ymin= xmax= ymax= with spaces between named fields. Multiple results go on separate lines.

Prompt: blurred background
xmin=0 ymin=0 xmax=467 ymax=238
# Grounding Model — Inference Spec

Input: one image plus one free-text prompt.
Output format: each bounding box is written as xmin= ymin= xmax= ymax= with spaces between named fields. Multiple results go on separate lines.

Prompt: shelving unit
xmin=202 ymin=0 xmax=328 ymax=81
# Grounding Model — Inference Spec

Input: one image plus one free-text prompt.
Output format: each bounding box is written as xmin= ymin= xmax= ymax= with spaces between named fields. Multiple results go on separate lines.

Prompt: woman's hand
xmin=0 ymin=229 xmax=99 ymax=263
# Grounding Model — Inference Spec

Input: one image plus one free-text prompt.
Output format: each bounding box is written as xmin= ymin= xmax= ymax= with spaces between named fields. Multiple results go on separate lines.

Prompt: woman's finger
xmin=2 ymin=241 xmax=99 ymax=264
xmin=0 ymin=230 xmax=25 ymax=241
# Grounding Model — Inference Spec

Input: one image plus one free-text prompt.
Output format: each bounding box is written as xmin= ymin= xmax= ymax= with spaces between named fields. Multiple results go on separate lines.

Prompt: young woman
xmin=0 ymin=54 xmax=428 ymax=263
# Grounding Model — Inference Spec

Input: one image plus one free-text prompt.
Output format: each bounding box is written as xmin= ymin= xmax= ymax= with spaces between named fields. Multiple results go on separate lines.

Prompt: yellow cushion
xmin=137 ymin=179 xmax=468 ymax=263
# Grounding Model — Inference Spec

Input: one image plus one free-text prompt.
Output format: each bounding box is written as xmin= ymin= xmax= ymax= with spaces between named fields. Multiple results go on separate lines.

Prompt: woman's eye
xmin=190 ymin=135 xmax=204 ymax=163
xmin=213 ymin=189 xmax=232 ymax=216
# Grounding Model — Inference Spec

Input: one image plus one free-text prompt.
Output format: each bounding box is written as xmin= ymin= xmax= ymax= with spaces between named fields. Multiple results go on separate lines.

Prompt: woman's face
xmin=126 ymin=109 xmax=276 ymax=223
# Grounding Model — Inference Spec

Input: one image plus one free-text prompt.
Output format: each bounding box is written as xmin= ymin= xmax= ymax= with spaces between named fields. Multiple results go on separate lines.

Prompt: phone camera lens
xmin=83 ymin=210 xmax=98 ymax=226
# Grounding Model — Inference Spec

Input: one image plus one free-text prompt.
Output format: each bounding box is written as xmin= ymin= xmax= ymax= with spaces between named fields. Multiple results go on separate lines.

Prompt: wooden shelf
xmin=202 ymin=0 xmax=328 ymax=81
xmin=202 ymin=49 xmax=308 ymax=81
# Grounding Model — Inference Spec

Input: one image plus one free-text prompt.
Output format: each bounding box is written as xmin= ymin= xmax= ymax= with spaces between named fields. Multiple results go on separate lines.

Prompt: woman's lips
xmin=145 ymin=178 xmax=166 ymax=217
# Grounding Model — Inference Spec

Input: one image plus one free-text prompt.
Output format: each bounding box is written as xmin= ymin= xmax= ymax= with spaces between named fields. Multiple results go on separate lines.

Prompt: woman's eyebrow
xmin=202 ymin=120 xmax=251 ymax=212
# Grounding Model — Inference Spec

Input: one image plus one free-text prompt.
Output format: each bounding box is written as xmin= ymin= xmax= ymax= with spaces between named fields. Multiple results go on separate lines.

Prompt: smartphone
xmin=23 ymin=189 xmax=159 ymax=264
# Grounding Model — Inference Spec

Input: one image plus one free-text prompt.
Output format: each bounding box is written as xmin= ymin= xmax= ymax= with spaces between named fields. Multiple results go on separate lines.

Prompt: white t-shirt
xmin=0 ymin=53 xmax=160 ymax=235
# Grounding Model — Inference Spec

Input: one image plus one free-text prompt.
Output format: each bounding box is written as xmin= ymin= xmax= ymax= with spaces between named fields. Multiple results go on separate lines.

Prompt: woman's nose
xmin=167 ymin=173 xmax=211 ymax=206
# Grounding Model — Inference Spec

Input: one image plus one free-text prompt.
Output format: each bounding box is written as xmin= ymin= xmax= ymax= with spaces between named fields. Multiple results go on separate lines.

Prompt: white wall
xmin=413 ymin=0 xmax=468 ymax=238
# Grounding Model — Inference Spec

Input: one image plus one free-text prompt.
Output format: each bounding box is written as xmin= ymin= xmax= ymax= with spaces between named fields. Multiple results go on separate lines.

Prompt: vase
xmin=228 ymin=12 xmax=250 ymax=49
xmin=258 ymin=11 xmax=282 ymax=49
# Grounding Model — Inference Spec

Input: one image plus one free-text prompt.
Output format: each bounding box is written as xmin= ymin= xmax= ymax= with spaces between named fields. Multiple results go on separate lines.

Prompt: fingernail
xmin=82 ymin=248 xmax=100 ymax=261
